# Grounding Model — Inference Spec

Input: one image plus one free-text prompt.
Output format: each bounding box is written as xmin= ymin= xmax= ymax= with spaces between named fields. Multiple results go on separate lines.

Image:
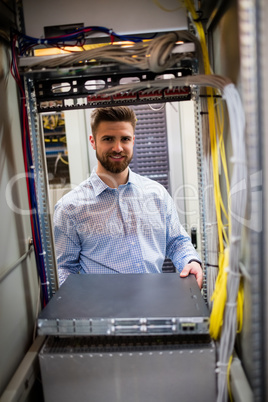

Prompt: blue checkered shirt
xmin=54 ymin=168 xmax=201 ymax=285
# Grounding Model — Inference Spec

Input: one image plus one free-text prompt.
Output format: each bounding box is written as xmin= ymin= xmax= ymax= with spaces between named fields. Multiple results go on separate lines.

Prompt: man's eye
xmin=103 ymin=137 xmax=112 ymax=141
xmin=122 ymin=138 xmax=131 ymax=142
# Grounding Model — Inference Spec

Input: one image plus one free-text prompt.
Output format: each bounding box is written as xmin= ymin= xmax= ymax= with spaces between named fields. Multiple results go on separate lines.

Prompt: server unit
xmin=38 ymin=274 xmax=216 ymax=401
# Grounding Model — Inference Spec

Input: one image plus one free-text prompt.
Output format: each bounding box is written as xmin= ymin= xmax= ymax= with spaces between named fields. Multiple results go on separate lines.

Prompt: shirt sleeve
xmin=164 ymin=192 xmax=202 ymax=272
xmin=54 ymin=202 xmax=82 ymax=285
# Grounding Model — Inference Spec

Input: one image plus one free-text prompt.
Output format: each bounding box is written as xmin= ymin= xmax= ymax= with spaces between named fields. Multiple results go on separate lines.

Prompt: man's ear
xmin=89 ymin=135 xmax=96 ymax=150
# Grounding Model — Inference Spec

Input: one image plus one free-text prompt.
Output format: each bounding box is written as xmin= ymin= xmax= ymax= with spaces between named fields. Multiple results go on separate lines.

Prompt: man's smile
xmin=109 ymin=154 xmax=125 ymax=160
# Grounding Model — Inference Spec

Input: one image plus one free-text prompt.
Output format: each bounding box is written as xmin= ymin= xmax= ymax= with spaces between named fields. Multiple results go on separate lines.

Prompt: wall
xmin=21 ymin=0 xmax=187 ymax=38
xmin=0 ymin=42 xmax=40 ymax=396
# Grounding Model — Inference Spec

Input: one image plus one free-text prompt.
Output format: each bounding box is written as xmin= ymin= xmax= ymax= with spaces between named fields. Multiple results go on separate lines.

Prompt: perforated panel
xmin=129 ymin=105 xmax=175 ymax=272
xmin=130 ymin=104 xmax=170 ymax=191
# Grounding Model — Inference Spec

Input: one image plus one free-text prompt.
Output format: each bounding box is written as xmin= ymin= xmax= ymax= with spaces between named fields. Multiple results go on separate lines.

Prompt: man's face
xmin=90 ymin=121 xmax=135 ymax=174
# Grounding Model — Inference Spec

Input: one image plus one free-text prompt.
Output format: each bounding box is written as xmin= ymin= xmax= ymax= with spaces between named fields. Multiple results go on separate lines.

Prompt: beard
xmin=96 ymin=150 xmax=133 ymax=174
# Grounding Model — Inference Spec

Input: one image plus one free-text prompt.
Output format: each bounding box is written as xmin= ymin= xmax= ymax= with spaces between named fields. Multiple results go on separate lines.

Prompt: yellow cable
xmin=59 ymin=136 xmax=67 ymax=143
xmin=207 ymin=90 xmax=225 ymax=253
xmin=209 ymin=248 xmax=228 ymax=339
xmin=183 ymin=0 xmax=211 ymax=75
xmin=215 ymin=100 xmax=230 ymax=223
xmin=185 ymin=0 xmax=228 ymax=253
xmin=183 ymin=0 xmax=244 ymax=340
xmin=59 ymin=156 xmax=69 ymax=165
xmin=236 ymin=279 xmax=244 ymax=333
xmin=184 ymin=0 xmax=230 ymax=246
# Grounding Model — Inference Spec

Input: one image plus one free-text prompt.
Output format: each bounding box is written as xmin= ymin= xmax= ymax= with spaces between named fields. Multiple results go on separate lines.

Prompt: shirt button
xmin=131 ymin=242 xmax=135 ymax=246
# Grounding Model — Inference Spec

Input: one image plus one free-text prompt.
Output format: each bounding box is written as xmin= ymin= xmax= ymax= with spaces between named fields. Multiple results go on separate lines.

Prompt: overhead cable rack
xmin=18 ymin=33 xmax=197 ymax=112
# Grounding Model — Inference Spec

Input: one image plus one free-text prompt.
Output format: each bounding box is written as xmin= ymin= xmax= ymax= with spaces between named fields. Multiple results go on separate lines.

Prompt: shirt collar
xmin=127 ymin=167 xmax=138 ymax=186
xmin=90 ymin=167 xmax=138 ymax=196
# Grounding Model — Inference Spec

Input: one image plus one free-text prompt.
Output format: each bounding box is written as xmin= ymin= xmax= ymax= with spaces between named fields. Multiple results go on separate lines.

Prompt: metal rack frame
xmin=25 ymin=77 xmax=58 ymax=298
xmin=22 ymin=54 xmax=208 ymax=302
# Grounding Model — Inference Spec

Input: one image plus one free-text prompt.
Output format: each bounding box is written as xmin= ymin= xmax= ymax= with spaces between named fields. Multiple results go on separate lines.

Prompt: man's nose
xmin=112 ymin=141 xmax=123 ymax=153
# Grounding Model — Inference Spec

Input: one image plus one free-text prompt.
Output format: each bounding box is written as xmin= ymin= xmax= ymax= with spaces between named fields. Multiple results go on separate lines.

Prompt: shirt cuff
xmin=188 ymin=259 xmax=202 ymax=267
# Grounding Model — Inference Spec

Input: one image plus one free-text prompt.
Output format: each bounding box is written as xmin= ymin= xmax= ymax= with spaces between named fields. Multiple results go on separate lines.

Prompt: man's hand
xmin=180 ymin=261 xmax=203 ymax=289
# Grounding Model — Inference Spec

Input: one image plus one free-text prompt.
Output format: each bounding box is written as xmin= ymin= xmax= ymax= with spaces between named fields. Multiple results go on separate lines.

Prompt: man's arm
xmin=164 ymin=192 xmax=203 ymax=288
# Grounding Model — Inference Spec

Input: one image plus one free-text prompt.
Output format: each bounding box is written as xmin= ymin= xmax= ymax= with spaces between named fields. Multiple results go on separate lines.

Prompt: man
xmin=54 ymin=106 xmax=203 ymax=287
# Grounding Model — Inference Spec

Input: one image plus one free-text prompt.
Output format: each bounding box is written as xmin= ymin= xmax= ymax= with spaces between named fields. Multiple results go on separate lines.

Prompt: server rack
xmin=38 ymin=274 xmax=216 ymax=402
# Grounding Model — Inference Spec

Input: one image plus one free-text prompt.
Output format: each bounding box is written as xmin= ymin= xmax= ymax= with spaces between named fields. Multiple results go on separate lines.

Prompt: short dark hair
xmin=90 ymin=106 xmax=137 ymax=138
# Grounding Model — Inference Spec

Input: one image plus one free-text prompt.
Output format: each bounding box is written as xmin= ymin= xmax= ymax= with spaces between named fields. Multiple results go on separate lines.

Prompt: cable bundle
xmin=94 ymin=74 xmax=231 ymax=96
xmin=178 ymin=7 xmax=246 ymax=401
xmin=17 ymin=29 xmax=197 ymax=72
xmin=214 ymin=83 xmax=247 ymax=402
xmin=16 ymin=26 xmax=154 ymax=55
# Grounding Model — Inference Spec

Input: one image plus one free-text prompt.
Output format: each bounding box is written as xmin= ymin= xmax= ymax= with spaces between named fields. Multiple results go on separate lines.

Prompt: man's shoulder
xmin=130 ymin=171 xmax=168 ymax=196
xmin=55 ymin=178 xmax=93 ymax=210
